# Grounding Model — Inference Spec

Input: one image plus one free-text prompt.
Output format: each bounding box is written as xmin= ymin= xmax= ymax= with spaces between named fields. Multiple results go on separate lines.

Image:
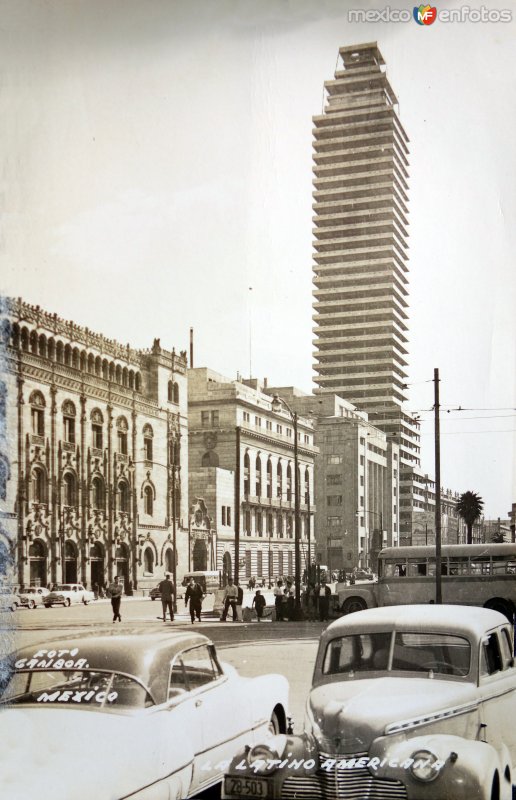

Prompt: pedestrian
xmin=252 ymin=589 xmax=266 ymax=621
xmin=273 ymin=580 xmax=284 ymax=621
xmin=318 ymin=579 xmax=331 ymax=622
xmin=286 ymin=582 xmax=295 ymax=621
xmin=158 ymin=572 xmax=175 ymax=622
xmin=221 ymin=578 xmax=238 ymax=621
xmin=184 ymin=577 xmax=203 ymax=623
xmin=236 ymin=582 xmax=244 ymax=622
xmin=108 ymin=575 xmax=123 ymax=623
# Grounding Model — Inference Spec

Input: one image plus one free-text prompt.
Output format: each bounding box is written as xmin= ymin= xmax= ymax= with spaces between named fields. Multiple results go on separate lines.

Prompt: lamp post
xmin=271 ymin=394 xmax=302 ymax=618
xmin=129 ymin=458 xmax=179 ymax=610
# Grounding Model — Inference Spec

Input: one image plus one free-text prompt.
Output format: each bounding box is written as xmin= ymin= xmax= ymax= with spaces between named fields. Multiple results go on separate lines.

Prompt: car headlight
xmin=409 ymin=750 xmax=442 ymax=782
xmin=247 ymin=743 xmax=281 ymax=773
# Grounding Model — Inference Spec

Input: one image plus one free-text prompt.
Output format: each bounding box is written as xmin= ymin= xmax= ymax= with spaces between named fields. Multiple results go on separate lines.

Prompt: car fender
xmin=337 ymin=584 xmax=378 ymax=611
xmin=368 ymin=733 xmax=508 ymax=800
xmin=247 ymin=673 xmax=289 ymax=727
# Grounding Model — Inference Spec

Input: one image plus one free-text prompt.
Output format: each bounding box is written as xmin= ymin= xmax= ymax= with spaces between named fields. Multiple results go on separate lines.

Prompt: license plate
xmin=224 ymin=775 xmax=271 ymax=797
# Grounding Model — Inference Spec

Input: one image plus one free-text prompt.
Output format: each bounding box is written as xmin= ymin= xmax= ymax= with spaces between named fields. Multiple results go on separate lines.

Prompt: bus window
xmin=408 ymin=560 xmax=427 ymax=577
xmin=383 ymin=561 xmax=400 ymax=578
xmin=470 ymin=557 xmax=490 ymax=575
xmin=448 ymin=557 xmax=468 ymax=576
xmin=427 ymin=558 xmax=436 ymax=577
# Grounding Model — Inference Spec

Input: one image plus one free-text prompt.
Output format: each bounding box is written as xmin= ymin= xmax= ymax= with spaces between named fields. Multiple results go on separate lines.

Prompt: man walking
xmin=273 ymin=580 xmax=284 ymax=621
xmin=108 ymin=575 xmax=123 ymax=623
xmin=221 ymin=578 xmax=238 ymax=622
xmin=158 ymin=572 xmax=175 ymax=622
xmin=318 ymin=579 xmax=332 ymax=622
xmin=184 ymin=577 xmax=203 ymax=623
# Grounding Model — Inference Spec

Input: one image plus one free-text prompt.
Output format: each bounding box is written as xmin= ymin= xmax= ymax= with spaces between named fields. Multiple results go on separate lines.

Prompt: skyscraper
xmin=312 ymin=42 xmax=424 ymax=537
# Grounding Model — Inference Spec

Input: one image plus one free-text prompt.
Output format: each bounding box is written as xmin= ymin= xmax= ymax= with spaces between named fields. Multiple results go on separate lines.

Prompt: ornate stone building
xmin=1 ymin=299 xmax=189 ymax=592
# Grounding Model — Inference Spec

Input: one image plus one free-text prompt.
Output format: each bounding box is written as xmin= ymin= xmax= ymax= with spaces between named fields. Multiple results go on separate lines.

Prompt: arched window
xmin=31 ymin=467 xmax=46 ymax=503
xmin=202 ymin=451 xmax=219 ymax=467
xmin=63 ymin=472 xmax=76 ymax=506
xmin=87 ymin=353 xmax=95 ymax=374
xmin=144 ymin=486 xmax=153 ymax=516
xmin=56 ymin=340 xmax=64 ymax=363
xmin=117 ymin=416 xmax=128 ymax=455
xmin=72 ymin=348 xmax=80 ymax=369
xmin=143 ymin=424 xmax=153 ymax=462
xmin=118 ymin=481 xmax=129 ymax=513
xmin=91 ymin=408 xmax=103 ymax=450
xmin=286 ymin=463 xmax=292 ymax=502
xmin=168 ymin=381 xmax=173 ymax=402
xmin=38 ymin=334 xmax=47 ymax=358
xmin=255 ymin=455 xmax=262 ymax=497
xmin=135 ymin=373 xmax=142 ymax=392
xmin=266 ymin=458 xmax=272 ymax=499
xmin=277 ymin=460 xmax=283 ymax=499
xmin=20 ymin=327 xmax=29 ymax=352
xmin=243 ymin=452 xmax=250 ymax=495
xmin=122 ymin=367 xmax=128 ymax=387
xmin=30 ymin=330 xmax=38 ymax=354
xmin=47 ymin=338 xmax=55 ymax=361
xmin=64 ymin=344 xmax=71 ymax=366
xmin=29 ymin=390 xmax=46 ymax=437
xmin=115 ymin=364 xmax=122 ymax=384
xmin=173 ymin=382 xmax=179 ymax=404
xmin=91 ymin=476 xmax=105 ymax=510
xmin=305 ymin=467 xmax=310 ymax=505
xmin=62 ymin=400 xmax=76 ymax=444
xmin=144 ymin=547 xmax=154 ymax=574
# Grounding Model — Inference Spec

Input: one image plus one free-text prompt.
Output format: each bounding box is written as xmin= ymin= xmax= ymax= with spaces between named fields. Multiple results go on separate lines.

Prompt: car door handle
xmin=195 ymin=699 xmax=203 ymax=708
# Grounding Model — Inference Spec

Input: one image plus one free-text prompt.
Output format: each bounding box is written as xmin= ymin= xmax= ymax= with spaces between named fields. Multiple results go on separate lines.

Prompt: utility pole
xmin=434 ymin=368 xmax=442 ymax=604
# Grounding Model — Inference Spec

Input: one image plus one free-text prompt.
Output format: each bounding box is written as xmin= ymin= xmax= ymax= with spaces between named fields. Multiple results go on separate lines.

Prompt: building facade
xmin=1 ymin=299 xmax=189 ymax=592
xmin=267 ymin=390 xmax=399 ymax=573
xmin=311 ymin=41 xmax=422 ymax=534
xmin=188 ymin=369 xmax=317 ymax=584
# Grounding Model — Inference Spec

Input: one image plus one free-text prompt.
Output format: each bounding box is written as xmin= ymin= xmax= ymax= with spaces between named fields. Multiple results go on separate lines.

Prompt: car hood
xmin=308 ymin=677 xmax=477 ymax=752
xmin=0 ymin=707 xmax=192 ymax=800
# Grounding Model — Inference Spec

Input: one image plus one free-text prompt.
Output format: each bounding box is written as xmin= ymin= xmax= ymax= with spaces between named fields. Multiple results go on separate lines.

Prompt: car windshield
xmin=54 ymin=585 xmax=70 ymax=591
xmin=323 ymin=631 xmax=471 ymax=677
xmin=0 ymin=670 xmax=154 ymax=710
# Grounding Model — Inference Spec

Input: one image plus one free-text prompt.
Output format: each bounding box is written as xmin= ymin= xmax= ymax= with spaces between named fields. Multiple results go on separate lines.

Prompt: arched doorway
xmin=29 ymin=539 xmax=47 ymax=587
xmin=193 ymin=538 xmax=207 ymax=571
xmin=116 ymin=543 xmax=130 ymax=593
xmin=63 ymin=540 xmax=78 ymax=583
xmin=222 ymin=551 xmax=232 ymax=586
xmin=90 ymin=542 xmax=105 ymax=593
xmin=164 ymin=547 xmax=175 ymax=574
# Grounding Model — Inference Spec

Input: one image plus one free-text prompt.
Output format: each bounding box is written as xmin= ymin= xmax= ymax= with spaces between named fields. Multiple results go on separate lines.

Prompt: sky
xmin=1 ymin=0 xmax=515 ymax=518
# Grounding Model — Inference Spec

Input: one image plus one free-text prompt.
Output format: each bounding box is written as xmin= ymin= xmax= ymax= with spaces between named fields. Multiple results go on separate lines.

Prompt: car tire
xmin=342 ymin=597 xmax=367 ymax=615
xmin=151 ymin=596 xmax=156 ymax=601
xmin=268 ymin=711 xmax=281 ymax=736
xmin=44 ymin=604 xmax=51 ymax=609
xmin=10 ymin=602 xmax=18 ymax=612
xmin=27 ymin=599 xmax=36 ymax=610
xmin=83 ymin=598 xmax=89 ymax=605
xmin=64 ymin=598 xmax=71 ymax=607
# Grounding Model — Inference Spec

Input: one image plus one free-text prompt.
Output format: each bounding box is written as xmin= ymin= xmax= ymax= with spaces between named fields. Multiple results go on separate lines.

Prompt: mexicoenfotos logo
xmin=413 ymin=5 xmax=437 ymax=24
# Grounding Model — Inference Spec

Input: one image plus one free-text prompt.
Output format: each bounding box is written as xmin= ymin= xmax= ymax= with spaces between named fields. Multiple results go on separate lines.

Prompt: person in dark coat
xmin=108 ymin=575 xmax=123 ymax=623
xmin=252 ymin=589 xmax=266 ymax=621
xmin=184 ymin=578 xmax=203 ymax=623
xmin=317 ymin=579 xmax=332 ymax=622
xmin=158 ymin=572 xmax=175 ymax=622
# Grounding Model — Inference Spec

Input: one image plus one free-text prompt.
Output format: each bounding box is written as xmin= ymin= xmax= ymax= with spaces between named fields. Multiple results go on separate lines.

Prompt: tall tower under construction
xmin=312 ymin=42 xmax=424 ymax=532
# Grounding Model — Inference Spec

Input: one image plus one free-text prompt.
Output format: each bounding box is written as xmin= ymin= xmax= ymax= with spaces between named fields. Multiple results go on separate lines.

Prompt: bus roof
xmin=379 ymin=543 xmax=516 ymax=559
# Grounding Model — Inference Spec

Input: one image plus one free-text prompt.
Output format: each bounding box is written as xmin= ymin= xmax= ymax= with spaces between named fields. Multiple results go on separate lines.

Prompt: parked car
xmin=43 ymin=583 xmax=95 ymax=607
xmin=223 ymin=605 xmax=516 ymax=800
xmin=0 ymin=590 xmax=22 ymax=612
xmin=149 ymin=584 xmax=162 ymax=601
xmin=17 ymin=586 xmax=50 ymax=609
xmin=0 ymin=631 xmax=288 ymax=800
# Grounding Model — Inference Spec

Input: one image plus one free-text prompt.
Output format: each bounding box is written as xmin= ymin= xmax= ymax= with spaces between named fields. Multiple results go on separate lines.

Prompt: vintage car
xmin=17 ymin=586 xmax=50 ymax=609
xmin=43 ymin=582 xmax=95 ymax=607
xmin=0 ymin=631 xmax=289 ymax=800
xmin=223 ymin=605 xmax=516 ymax=800
xmin=0 ymin=589 xmax=22 ymax=612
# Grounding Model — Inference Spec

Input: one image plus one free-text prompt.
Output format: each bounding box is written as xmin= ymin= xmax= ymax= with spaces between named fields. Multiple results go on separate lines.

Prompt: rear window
xmin=1 ymin=670 xmax=154 ymax=710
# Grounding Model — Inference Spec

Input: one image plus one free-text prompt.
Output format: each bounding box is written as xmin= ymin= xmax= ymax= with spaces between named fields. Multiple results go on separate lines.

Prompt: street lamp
xmin=271 ymin=394 xmax=302 ymax=618
xmin=128 ymin=458 xmax=179 ymax=610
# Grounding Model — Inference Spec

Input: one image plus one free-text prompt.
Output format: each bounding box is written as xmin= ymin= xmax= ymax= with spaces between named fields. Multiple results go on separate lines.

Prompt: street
xmin=2 ymin=595 xmax=324 ymax=731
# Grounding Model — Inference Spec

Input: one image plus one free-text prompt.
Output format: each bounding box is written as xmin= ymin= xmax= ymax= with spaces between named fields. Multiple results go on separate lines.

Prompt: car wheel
xmin=267 ymin=711 xmax=281 ymax=736
xmin=27 ymin=599 xmax=36 ymax=610
xmin=342 ymin=597 xmax=367 ymax=615
xmin=151 ymin=596 xmax=155 ymax=601
xmin=10 ymin=602 xmax=18 ymax=612
xmin=64 ymin=598 xmax=71 ymax=607
xmin=44 ymin=603 xmax=51 ymax=609
xmin=83 ymin=598 xmax=89 ymax=605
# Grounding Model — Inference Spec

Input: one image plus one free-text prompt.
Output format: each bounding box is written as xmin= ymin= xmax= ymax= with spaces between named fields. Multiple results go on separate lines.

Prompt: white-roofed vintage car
xmin=223 ymin=605 xmax=516 ymax=800
xmin=43 ymin=582 xmax=95 ymax=607
xmin=0 ymin=631 xmax=288 ymax=800
xmin=17 ymin=586 xmax=50 ymax=609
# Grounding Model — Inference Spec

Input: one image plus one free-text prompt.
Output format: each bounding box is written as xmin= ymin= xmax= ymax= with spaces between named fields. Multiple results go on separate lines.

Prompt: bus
xmin=336 ymin=543 xmax=516 ymax=620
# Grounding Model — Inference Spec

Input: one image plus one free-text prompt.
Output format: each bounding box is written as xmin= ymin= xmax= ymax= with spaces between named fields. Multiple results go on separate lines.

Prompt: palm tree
xmin=456 ymin=491 xmax=484 ymax=544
